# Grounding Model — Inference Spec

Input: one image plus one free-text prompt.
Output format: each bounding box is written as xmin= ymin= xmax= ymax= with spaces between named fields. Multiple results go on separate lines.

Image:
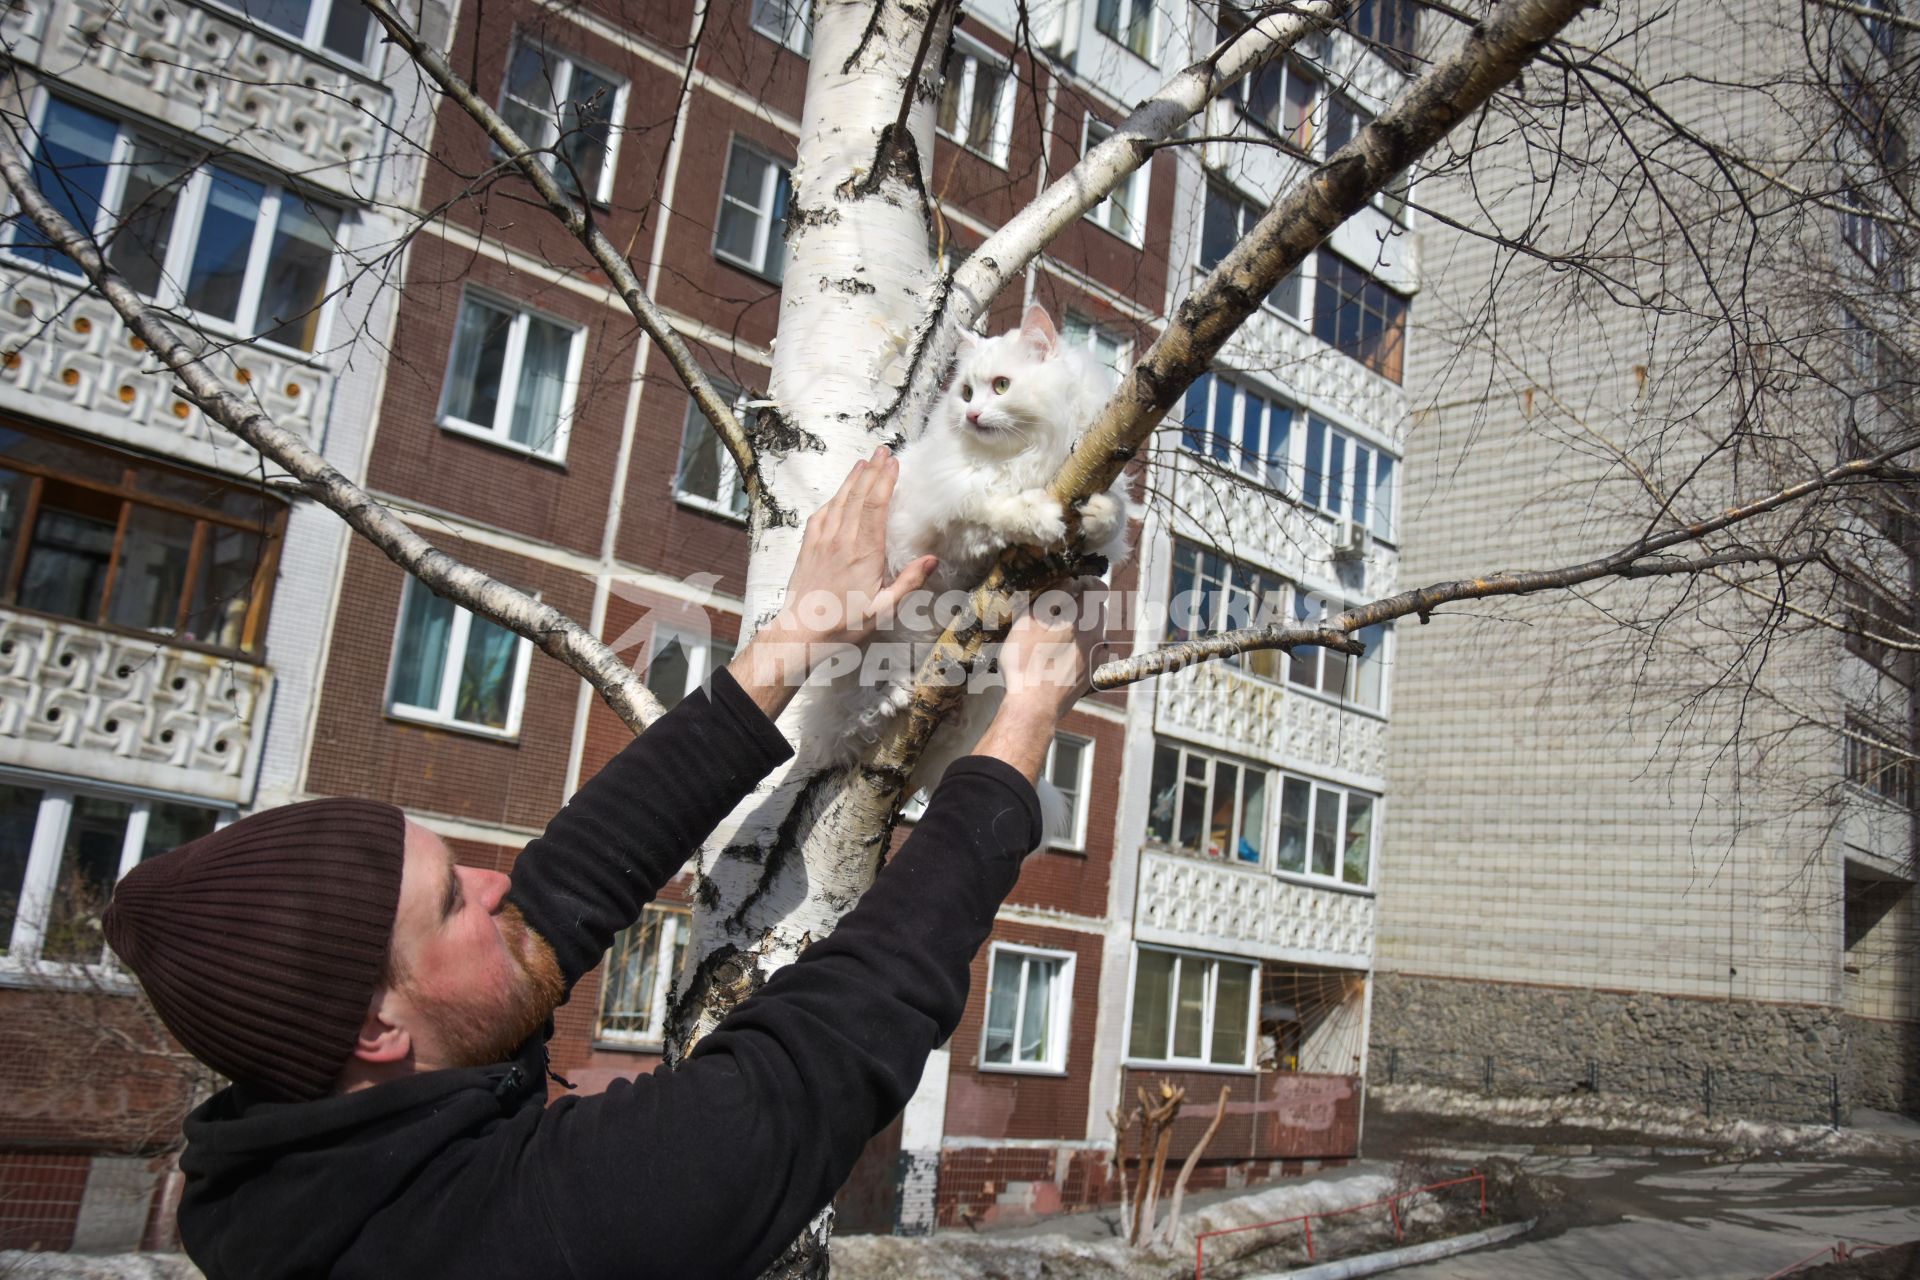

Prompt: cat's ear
xmin=1018 ymin=305 xmax=1059 ymax=358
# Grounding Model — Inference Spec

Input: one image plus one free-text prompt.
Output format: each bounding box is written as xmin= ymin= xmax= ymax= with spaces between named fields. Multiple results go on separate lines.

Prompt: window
xmin=1146 ymin=740 xmax=1270 ymax=864
xmin=1094 ymin=0 xmax=1154 ymax=59
xmin=1301 ymin=414 xmax=1396 ymax=538
xmin=1044 ymin=733 xmax=1093 ymax=849
xmin=439 ymin=292 xmax=583 ymax=459
xmin=1346 ymin=0 xmax=1419 ymax=66
xmin=1200 ymin=184 xmax=1305 ymax=317
xmin=1289 ymin=592 xmax=1390 ymax=711
xmin=674 ymin=384 xmax=752 ymax=520
xmin=1312 ymin=250 xmax=1409 ymax=382
xmin=1858 ymin=0 xmax=1900 ymax=57
xmin=10 ymin=98 xmax=342 ymax=352
xmin=2 ymin=782 xmax=223 ymax=972
xmin=1276 ymin=775 xmax=1375 ymax=885
xmin=751 ymin=0 xmax=813 ymax=55
xmin=499 ymin=42 xmax=627 ymax=203
xmin=714 ymin=141 xmax=792 ymax=282
xmin=938 ymin=42 xmax=1015 ymax=165
xmin=1165 ymin=539 xmax=1288 ymax=681
xmin=1180 ymin=371 xmax=1293 ymax=489
xmin=1841 ymin=190 xmax=1898 ymax=273
xmin=1062 ymin=313 xmax=1130 ymax=373
xmin=387 ymin=577 xmax=534 ymax=735
xmin=597 ymin=904 xmax=688 ymax=1045
xmin=982 ymin=943 xmax=1074 ymax=1071
xmin=1127 ymin=946 xmax=1256 ymax=1067
xmin=644 ymin=625 xmax=735 ymax=711
xmin=0 ymin=424 xmax=283 ymax=653
xmin=218 ymin=0 xmax=375 ymax=61
xmin=1085 ymin=119 xmax=1148 ymax=243
xmin=1844 ymin=716 xmax=1916 ymax=808
xmin=1841 ymin=64 xmax=1907 ymax=173
xmin=1227 ymin=52 xmax=1323 ymax=154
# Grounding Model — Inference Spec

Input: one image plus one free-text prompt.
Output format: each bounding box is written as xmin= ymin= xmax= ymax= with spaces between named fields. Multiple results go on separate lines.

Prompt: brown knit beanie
xmin=102 ymin=798 xmax=406 ymax=1102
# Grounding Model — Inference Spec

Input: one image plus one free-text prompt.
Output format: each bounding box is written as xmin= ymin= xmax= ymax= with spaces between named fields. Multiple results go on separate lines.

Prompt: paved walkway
xmin=1390 ymin=1154 xmax=1920 ymax=1279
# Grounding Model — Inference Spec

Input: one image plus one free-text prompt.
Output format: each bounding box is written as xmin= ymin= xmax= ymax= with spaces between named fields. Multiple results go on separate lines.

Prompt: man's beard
xmin=415 ymin=904 xmax=566 ymax=1069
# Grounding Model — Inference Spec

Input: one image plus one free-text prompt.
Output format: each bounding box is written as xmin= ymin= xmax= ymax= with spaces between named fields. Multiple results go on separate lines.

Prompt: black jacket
xmin=175 ymin=670 xmax=1041 ymax=1279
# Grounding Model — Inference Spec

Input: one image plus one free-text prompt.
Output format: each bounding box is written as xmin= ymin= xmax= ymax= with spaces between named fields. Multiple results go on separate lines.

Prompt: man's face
xmin=385 ymin=821 xmax=564 ymax=1070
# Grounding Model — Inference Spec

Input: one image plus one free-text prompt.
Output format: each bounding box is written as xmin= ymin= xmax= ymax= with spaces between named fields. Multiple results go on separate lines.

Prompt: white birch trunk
xmin=674 ymin=0 xmax=954 ymax=1049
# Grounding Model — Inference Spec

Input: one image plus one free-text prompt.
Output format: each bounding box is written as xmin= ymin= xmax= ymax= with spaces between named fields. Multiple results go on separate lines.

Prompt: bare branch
xmin=899 ymin=1 xmax=1345 ymax=417
xmin=358 ymin=0 xmax=765 ymax=506
xmin=0 ymin=118 xmax=667 ymax=733
xmin=1093 ymin=452 xmax=1916 ymax=688
xmin=1804 ymin=0 xmax=1920 ymax=33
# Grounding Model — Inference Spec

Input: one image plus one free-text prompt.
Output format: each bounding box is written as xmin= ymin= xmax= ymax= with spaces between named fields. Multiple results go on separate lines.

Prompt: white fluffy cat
xmin=787 ymin=305 xmax=1131 ymax=845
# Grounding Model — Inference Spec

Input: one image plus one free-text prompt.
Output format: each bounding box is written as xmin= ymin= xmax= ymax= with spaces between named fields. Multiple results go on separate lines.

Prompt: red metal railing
xmin=1192 ymin=1172 xmax=1488 ymax=1280
xmin=1762 ymin=1240 xmax=1894 ymax=1279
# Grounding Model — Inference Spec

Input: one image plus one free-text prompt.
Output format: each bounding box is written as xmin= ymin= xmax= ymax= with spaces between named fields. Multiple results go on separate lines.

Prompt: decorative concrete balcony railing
xmin=0 ymin=276 xmax=332 ymax=472
xmin=1154 ymin=658 xmax=1387 ymax=782
xmin=5 ymin=0 xmax=393 ymax=199
xmin=1137 ymin=847 xmax=1374 ymax=968
xmin=1161 ymin=452 xmax=1399 ymax=596
xmin=0 ymin=607 xmax=274 ymax=806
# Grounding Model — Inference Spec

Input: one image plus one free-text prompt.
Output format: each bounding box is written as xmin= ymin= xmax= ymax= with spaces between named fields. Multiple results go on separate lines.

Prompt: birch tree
xmin=3 ymin=0 xmax=1916 ymax=1269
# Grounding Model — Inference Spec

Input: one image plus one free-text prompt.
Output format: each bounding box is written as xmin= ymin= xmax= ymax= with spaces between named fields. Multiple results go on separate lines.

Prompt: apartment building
xmin=1378 ymin=0 xmax=1918 ymax=1121
xmin=0 ymin=0 xmax=1422 ymax=1248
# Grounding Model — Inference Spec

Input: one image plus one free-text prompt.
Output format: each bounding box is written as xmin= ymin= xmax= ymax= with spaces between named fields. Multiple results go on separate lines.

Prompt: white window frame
xmin=5 ymin=92 xmax=343 ymax=356
xmin=1094 ymin=0 xmax=1157 ymax=61
xmin=385 ymin=578 xmax=536 ymax=739
xmin=1145 ymin=739 xmax=1272 ymax=864
xmin=1275 ymin=772 xmax=1378 ymax=888
xmin=673 ymin=382 xmax=753 ymax=521
xmin=750 ymin=0 xmax=813 ymax=55
xmin=1 ymin=778 xmax=230 ymax=984
xmin=595 ymin=903 xmax=688 ymax=1047
xmin=206 ymin=0 xmax=376 ymax=63
xmin=498 ymin=38 xmax=630 ymax=205
xmin=1164 ymin=537 xmax=1290 ymax=681
xmin=937 ymin=38 xmax=1018 ymax=167
xmin=1179 ymin=370 xmax=1296 ymax=492
xmin=437 ymin=288 xmax=586 ymax=462
xmin=1061 ymin=312 xmax=1131 ymax=373
xmin=1287 ymin=590 xmax=1392 ymax=714
xmin=714 ymin=138 xmax=792 ymax=281
xmin=979 ymin=942 xmax=1075 ymax=1074
xmin=1044 ymin=732 xmax=1094 ymax=851
xmin=1124 ymin=944 xmax=1258 ymax=1070
xmin=1084 ymin=117 xmax=1148 ymax=246
xmin=643 ymin=623 xmax=736 ymax=712
xmin=1301 ymin=414 xmax=1397 ymax=539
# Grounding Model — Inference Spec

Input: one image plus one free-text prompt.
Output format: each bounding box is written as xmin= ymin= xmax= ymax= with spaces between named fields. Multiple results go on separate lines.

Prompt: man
xmin=103 ymin=447 xmax=1100 ymax=1279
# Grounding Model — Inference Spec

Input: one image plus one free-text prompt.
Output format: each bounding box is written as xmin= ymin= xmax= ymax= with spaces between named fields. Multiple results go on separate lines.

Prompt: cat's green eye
xmin=992 ymin=376 xmax=1011 ymax=394
xmin=960 ymin=384 xmax=973 ymax=402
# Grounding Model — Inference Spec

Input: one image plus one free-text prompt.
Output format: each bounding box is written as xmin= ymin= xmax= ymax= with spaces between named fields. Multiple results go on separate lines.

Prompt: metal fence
xmin=1370 ymin=1045 xmax=1843 ymax=1127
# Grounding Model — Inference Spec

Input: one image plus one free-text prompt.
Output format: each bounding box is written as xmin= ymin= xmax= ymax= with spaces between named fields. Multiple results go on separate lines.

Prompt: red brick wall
xmin=0 ymin=1153 xmax=87 ymax=1250
xmin=305 ymin=539 xmax=590 ymax=830
xmin=0 ymin=989 xmax=200 ymax=1152
xmin=943 ymin=921 xmax=1103 ymax=1143
xmin=1120 ymin=1068 xmax=1361 ymax=1161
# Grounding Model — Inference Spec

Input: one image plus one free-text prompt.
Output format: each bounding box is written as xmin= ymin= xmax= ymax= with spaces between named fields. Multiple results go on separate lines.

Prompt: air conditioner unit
xmin=1331 ymin=518 xmax=1371 ymax=560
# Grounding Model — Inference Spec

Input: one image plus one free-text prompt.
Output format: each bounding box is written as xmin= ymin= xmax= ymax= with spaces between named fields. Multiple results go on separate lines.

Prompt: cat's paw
xmin=1008 ymin=489 xmax=1067 ymax=544
xmin=1078 ymin=492 xmax=1125 ymax=546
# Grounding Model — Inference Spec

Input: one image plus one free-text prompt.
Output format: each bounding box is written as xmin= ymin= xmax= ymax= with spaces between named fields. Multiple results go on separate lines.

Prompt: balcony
xmin=4 ymin=0 xmax=393 ymax=199
xmin=0 ymin=606 xmax=274 ymax=806
xmin=0 ymin=277 xmax=334 ymax=473
xmin=1137 ymin=847 xmax=1373 ymax=967
xmin=1153 ymin=658 xmax=1386 ymax=782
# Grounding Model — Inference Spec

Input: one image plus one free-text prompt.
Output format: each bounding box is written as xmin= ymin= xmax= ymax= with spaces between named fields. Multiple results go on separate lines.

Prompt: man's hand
xmin=971 ymin=591 xmax=1106 ymax=783
xmin=728 ymin=448 xmax=938 ymax=720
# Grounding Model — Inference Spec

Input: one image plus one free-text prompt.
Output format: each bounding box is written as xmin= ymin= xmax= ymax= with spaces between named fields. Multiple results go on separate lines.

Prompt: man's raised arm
xmin=506 ymin=449 xmax=938 ymax=987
